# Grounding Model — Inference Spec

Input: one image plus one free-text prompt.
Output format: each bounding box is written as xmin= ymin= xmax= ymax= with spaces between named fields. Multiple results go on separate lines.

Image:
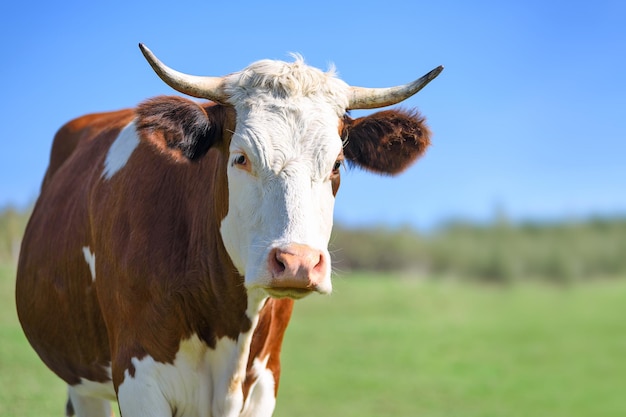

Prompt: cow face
xmin=218 ymin=59 xmax=350 ymax=299
xmin=139 ymin=45 xmax=438 ymax=299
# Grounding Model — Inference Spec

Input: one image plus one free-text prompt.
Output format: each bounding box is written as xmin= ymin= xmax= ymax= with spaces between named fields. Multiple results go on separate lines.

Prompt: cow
xmin=16 ymin=43 xmax=442 ymax=417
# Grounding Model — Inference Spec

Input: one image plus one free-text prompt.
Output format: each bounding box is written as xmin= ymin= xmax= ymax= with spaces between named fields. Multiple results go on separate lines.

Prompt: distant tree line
xmin=331 ymin=217 xmax=626 ymax=283
xmin=2 ymin=206 xmax=625 ymax=282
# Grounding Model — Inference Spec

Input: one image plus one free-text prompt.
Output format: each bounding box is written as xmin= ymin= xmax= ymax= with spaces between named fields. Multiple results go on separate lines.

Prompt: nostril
xmin=312 ymin=252 xmax=325 ymax=273
xmin=269 ymin=248 xmax=286 ymax=277
xmin=275 ymin=257 xmax=286 ymax=273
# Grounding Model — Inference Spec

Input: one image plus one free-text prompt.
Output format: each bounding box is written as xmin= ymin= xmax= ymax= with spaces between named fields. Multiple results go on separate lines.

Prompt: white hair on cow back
xmin=222 ymin=54 xmax=350 ymax=114
xmin=102 ymin=121 xmax=139 ymax=180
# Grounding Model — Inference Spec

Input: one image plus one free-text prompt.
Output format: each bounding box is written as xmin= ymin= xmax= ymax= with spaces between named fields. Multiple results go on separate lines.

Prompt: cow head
xmin=139 ymin=44 xmax=442 ymax=300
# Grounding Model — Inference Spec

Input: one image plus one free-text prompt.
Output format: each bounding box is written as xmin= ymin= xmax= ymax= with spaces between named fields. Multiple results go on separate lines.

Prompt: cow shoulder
xmin=341 ymin=108 xmax=431 ymax=175
xmin=43 ymin=109 xmax=135 ymax=187
xmin=135 ymin=96 xmax=233 ymax=161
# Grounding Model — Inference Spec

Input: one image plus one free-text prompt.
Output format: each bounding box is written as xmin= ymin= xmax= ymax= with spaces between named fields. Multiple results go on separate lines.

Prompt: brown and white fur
xmin=16 ymin=56 xmax=431 ymax=417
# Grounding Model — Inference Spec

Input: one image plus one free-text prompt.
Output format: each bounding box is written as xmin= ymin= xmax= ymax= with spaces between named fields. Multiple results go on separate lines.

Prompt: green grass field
xmin=2 ymin=265 xmax=625 ymax=416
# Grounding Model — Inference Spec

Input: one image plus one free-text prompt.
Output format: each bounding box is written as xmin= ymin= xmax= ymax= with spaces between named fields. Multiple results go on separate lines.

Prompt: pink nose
xmin=268 ymin=244 xmax=327 ymax=291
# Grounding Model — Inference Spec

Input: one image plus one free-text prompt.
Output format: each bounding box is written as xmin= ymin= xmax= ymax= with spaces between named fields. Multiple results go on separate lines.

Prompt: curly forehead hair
xmin=223 ymin=55 xmax=350 ymax=114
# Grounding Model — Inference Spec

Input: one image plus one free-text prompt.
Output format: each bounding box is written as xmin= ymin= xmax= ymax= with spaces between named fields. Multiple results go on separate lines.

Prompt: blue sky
xmin=2 ymin=0 xmax=625 ymax=230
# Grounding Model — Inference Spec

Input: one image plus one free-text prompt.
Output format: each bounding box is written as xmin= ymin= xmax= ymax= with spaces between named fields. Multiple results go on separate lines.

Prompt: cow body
xmin=17 ymin=50 xmax=439 ymax=416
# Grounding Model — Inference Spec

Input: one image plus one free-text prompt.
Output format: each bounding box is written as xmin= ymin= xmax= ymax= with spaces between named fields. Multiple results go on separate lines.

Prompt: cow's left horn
xmin=139 ymin=43 xmax=228 ymax=104
xmin=347 ymin=65 xmax=443 ymax=110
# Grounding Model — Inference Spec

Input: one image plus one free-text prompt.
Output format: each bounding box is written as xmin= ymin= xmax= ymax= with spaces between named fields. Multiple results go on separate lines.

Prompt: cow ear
xmin=341 ymin=109 xmax=431 ymax=175
xmin=136 ymin=96 xmax=227 ymax=161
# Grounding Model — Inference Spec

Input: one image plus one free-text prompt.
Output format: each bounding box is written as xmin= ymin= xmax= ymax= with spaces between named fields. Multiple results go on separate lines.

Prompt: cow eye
xmin=232 ymin=153 xmax=253 ymax=172
xmin=332 ymin=159 xmax=343 ymax=175
xmin=233 ymin=154 xmax=247 ymax=166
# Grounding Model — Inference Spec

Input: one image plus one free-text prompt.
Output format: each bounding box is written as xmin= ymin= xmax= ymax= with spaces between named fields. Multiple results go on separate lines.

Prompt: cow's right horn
xmin=139 ymin=43 xmax=228 ymax=104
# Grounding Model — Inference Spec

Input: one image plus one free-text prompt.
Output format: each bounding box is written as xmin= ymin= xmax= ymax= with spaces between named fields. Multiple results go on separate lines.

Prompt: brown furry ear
xmin=341 ymin=109 xmax=431 ymax=175
xmin=135 ymin=96 xmax=225 ymax=161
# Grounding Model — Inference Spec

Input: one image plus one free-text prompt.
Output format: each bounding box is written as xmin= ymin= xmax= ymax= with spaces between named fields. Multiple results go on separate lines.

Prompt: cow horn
xmin=139 ymin=43 xmax=228 ymax=103
xmin=347 ymin=65 xmax=444 ymax=110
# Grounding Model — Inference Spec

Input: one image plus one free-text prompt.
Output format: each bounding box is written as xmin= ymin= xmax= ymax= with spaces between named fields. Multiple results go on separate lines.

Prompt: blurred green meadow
xmin=1 ymin=207 xmax=626 ymax=416
xmin=277 ymin=275 xmax=626 ymax=417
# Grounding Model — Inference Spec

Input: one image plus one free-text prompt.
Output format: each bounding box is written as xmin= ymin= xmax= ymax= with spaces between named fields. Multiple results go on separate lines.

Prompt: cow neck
xmin=185 ymin=146 xmax=271 ymax=411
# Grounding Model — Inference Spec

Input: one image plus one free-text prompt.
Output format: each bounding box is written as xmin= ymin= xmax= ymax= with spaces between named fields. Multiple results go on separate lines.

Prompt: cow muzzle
xmin=265 ymin=244 xmax=330 ymax=299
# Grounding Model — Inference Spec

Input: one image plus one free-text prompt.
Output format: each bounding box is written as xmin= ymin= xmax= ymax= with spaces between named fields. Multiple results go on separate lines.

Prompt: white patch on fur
xmin=210 ymin=289 xmax=268 ymax=417
xmin=117 ymin=355 xmax=173 ymax=417
xmin=72 ymin=373 xmax=116 ymax=401
xmin=219 ymin=57 xmax=346 ymax=293
xmin=67 ymin=385 xmax=112 ymax=417
xmin=240 ymin=355 xmax=276 ymax=417
xmin=116 ymin=291 xmax=269 ymax=417
xmin=67 ymin=366 xmax=115 ymax=417
xmin=82 ymin=246 xmax=96 ymax=281
xmin=102 ymin=121 xmax=139 ymax=180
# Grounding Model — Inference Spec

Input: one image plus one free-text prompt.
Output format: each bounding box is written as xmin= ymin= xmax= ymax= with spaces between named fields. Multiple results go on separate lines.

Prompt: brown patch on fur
xmin=243 ymin=298 xmax=294 ymax=398
xmin=16 ymin=96 xmax=247 ymax=391
xmin=136 ymin=96 xmax=224 ymax=162
xmin=16 ymin=109 xmax=133 ymax=386
xmin=341 ymin=108 xmax=431 ymax=175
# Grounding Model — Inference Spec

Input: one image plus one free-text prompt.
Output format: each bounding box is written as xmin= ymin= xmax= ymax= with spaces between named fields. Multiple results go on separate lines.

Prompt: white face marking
xmin=102 ymin=121 xmax=139 ymax=180
xmin=81 ymin=246 xmax=96 ymax=281
xmin=219 ymin=59 xmax=348 ymax=295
